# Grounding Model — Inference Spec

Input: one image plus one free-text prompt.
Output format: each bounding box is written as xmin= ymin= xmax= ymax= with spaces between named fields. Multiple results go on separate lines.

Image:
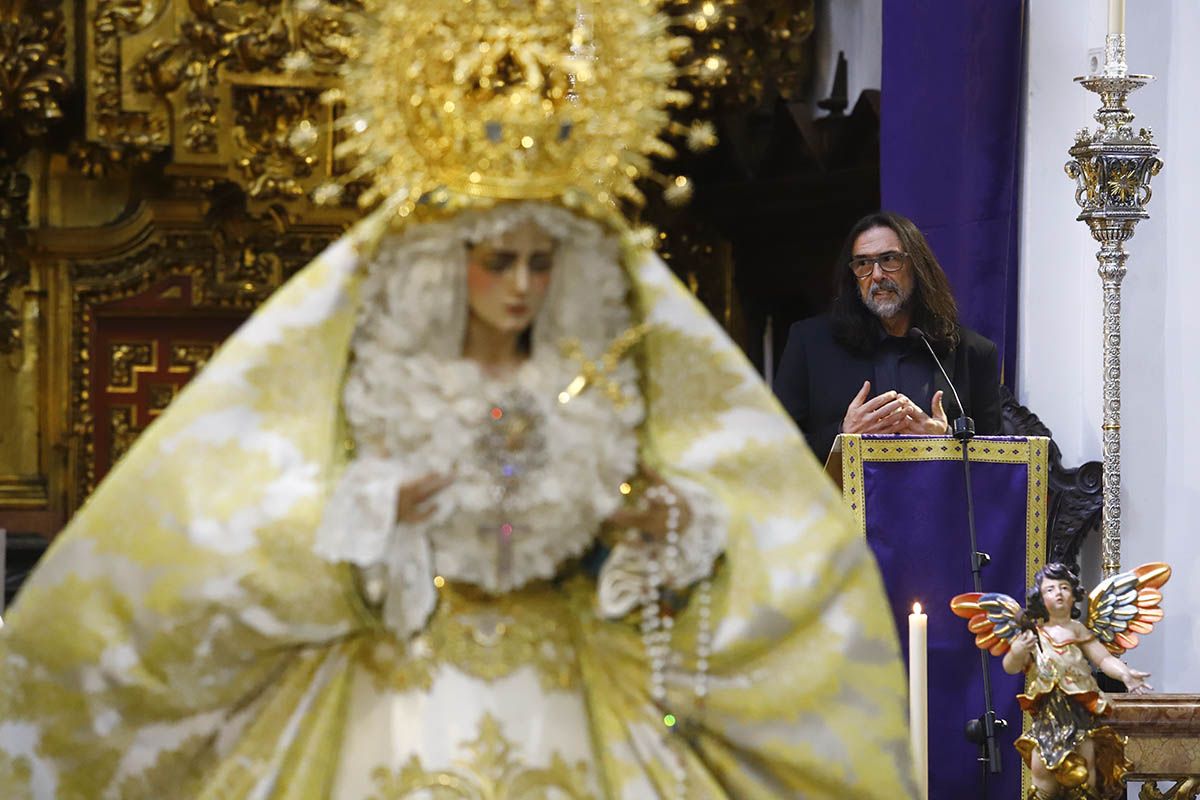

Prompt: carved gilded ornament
xmin=0 ymin=167 xmax=31 ymax=351
xmin=169 ymin=342 xmax=215 ymax=372
xmin=107 ymin=341 xmax=156 ymax=392
xmin=232 ymin=87 xmax=323 ymax=202
xmin=369 ymin=713 xmax=592 ymax=800
xmin=146 ymin=382 xmax=177 ymax=412
xmin=1106 ymin=162 xmax=1141 ymax=204
xmin=0 ymin=0 xmax=72 ymax=143
xmin=105 ymin=384 xmax=178 ymax=466
xmin=1140 ymin=779 xmax=1200 ymax=800
xmin=357 ymin=581 xmax=581 ymax=695
xmin=85 ymin=0 xmax=359 ymax=212
xmin=131 ymin=0 xmax=357 ymax=154
xmin=89 ymin=0 xmax=168 ymax=148
xmin=1 ymin=0 xmax=72 ymax=352
xmin=665 ymin=0 xmax=816 ymax=112
xmin=103 ymin=341 xmax=174 ymax=465
xmin=109 ymin=405 xmax=137 ymax=463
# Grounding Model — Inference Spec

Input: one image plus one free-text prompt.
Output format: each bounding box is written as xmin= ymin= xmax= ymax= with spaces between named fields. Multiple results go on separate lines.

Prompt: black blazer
xmin=773 ymin=314 xmax=1003 ymax=460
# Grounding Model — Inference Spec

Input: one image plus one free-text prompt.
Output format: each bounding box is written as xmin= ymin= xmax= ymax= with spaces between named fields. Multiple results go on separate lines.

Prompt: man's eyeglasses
xmin=849 ymin=251 xmax=908 ymax=279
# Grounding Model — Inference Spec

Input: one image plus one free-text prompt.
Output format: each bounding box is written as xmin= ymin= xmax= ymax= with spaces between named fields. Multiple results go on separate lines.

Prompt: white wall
xmin=1019 ymin=0 xmax=1200 ymax=693
xmin=809 ymin=0 xmax=882 ymax=114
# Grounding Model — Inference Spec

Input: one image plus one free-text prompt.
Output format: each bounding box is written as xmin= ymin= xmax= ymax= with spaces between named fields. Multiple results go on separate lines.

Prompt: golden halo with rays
xmin=318 ymin=0 xmax=696 ymax=229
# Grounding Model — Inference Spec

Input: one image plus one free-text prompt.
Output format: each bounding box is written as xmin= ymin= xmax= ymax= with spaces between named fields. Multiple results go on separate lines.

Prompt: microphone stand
xmin=911 ymin=329 xmax=1004 ymax=790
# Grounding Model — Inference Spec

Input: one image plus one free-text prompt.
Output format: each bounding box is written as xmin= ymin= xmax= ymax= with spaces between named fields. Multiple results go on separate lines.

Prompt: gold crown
xmin=315 ymin=0 xmax=704 ymax=227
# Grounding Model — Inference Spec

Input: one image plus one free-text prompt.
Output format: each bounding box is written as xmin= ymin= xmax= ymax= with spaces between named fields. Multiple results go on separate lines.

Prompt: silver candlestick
xmin=1064 ymin=33 xmax=1163 ymax=577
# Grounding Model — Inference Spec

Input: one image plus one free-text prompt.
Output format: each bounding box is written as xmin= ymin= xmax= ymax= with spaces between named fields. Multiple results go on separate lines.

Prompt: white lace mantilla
xmin=313 ymin=203 xmax=725 ymax=637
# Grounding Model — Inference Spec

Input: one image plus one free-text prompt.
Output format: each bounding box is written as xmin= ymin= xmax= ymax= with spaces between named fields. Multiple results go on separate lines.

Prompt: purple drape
xmin=864 ymin=451 xmax=1028 ymax=800
xmin=882 ymin=1 xmax=1026 ymax=389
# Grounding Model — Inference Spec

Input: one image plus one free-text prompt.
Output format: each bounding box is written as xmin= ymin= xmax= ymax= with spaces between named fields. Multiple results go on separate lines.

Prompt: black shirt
xmin=772 ymin=314 xmax=1003 ymax=460
xmin=874 ymin=331 xmax=936 ymax=411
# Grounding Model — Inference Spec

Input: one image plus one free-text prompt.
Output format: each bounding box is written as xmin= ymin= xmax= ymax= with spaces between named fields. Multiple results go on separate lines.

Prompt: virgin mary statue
xmin=0 ymin=1 xmax=915 ymax=798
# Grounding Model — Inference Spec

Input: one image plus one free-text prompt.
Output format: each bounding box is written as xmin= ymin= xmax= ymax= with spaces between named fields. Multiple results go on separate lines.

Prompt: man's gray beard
xmin=864 ymin=278 xmax=912 ymax=321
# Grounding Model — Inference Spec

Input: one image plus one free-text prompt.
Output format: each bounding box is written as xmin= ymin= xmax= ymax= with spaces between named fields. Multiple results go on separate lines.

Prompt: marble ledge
xmin=1108 ymin=694 xmax=1200 ymax=735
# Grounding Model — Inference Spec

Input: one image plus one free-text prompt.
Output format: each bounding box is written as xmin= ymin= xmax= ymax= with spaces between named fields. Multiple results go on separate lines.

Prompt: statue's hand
xmin=1009 ymin=629 xmax=1037 ymax=658
xmin=1124 ymin=667 xmax=1153 ymax=694
xmin=395 ymin=472 xmax=453 ymax=523
xmin=607 ymin=468 xmax=692 ymax=540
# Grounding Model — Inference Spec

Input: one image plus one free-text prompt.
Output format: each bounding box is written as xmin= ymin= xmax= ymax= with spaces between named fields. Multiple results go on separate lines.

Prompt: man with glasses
xmin=773 ymin=211 xmax=1002 ymax=461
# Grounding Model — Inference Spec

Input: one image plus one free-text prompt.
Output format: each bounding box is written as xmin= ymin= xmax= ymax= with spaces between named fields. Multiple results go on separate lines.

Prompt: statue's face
xmin=1039 ymin=577 xmax=1074 ymax=617
xmin=466 ymin=220 xmax=556 ymax=338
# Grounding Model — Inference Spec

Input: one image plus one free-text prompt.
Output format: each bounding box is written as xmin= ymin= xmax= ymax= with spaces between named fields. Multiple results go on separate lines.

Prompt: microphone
xmin=911 ymin=326 xmax=1003 ymax=777
xmin=908 ymin=326 xmax=974 ymax=441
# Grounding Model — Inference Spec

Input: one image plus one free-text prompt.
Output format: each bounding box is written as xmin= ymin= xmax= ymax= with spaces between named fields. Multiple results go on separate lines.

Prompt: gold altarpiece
xmin=0 ymin=0 xmax=364 ymax=536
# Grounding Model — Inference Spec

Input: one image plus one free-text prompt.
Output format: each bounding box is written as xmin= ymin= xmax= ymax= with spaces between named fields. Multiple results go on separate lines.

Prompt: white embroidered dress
xmin=312 ymin=204 xmax=724 ymax=796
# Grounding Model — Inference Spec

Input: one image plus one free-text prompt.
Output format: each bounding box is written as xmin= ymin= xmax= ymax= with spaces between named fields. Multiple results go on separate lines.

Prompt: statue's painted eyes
xmin=484 ymin=252 xmax=517 ymax=272
xmin=482 ymin=251 xmax=555 ymax=274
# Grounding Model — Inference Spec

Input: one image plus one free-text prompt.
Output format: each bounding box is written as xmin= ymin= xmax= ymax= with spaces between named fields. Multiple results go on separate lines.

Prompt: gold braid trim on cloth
xmin=0 ymin=205 xmax=915 ymax=799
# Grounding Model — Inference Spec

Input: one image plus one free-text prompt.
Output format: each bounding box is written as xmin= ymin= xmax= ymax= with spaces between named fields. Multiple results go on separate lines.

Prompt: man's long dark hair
xmin=830 ymin=211 xmax=960 ymax=355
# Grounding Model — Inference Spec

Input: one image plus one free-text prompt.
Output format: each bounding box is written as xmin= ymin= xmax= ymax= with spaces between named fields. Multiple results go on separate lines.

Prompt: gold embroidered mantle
xmin=0 ymin=206 xmax=916 ymax=799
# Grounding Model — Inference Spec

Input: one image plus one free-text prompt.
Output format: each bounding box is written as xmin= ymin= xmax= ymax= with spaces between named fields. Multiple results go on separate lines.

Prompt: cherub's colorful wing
xmin=1087 ymin=562 xmax=1171 ymax=655
xmin=950 ymin=592 xmax=1024 ymax=656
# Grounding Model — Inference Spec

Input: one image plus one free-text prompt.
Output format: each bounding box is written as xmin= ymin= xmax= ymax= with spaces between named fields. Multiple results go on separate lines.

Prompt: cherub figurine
xmin=952 ymin=561 xmax=1171 ymax=800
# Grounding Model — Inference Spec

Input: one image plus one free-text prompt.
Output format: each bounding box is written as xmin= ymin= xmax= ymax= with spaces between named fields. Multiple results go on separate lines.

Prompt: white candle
xmin=909 ymin=602 xmax=928 ymax=800
xmin=1108 ymin=0 xmax=1125 ymax=35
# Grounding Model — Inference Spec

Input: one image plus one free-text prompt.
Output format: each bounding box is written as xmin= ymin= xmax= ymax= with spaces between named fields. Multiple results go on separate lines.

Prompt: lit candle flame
xmin=912 ymin=602 xmax=923 ymax=615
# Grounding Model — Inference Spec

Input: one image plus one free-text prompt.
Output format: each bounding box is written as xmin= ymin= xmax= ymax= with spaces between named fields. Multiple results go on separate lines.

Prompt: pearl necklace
xmin=639 ymin=483 xmax=713 ymax=797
